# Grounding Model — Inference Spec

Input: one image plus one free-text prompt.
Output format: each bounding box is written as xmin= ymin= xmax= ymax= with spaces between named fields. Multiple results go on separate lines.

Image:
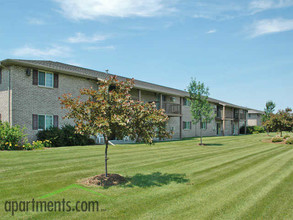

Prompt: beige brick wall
xmin=0 ymin=67 xmax=11 ymax=122
xmin=9 ymin=65 xmax=248 ymax=142
xmin=182 ymin=105 xmax=195 ymax=138
xmin=166 ymin=116 xmax=180 ymax=139
xmin=11 ymin=66 xmax=98 ymax=142
xmin=248 ymin=114 xmax=262 ymax=126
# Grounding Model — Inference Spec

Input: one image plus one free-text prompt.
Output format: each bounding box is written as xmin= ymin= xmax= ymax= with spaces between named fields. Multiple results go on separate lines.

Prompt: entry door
xmin=217 ymin=123 xmax=221 ymax=135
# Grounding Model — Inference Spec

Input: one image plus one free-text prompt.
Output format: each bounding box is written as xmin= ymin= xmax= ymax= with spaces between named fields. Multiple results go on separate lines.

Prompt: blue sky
xmin=0 ymin=0 xmax=292 ymax=111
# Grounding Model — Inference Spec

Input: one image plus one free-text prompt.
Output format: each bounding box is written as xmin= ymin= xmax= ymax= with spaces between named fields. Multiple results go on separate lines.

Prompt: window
xmin=200 ymin=121 xmax=207 ymax=129
xmin=38 ymin=115 xmax=53 ymax=130
xmin=183 ymin=121 xmax=192 ymax=130
xmin=162 ymin=95 xmax=166 ymax=102
xmin=183 ymin=98 xmax=191 ymax=106
xmin=38 ymin=71 xmax=53 ymax=88
xmin=170 ymin=97 xmax=176 ymax=102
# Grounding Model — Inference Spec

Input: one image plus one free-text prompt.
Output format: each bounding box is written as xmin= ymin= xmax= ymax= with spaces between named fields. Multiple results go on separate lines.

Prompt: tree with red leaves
xmin=59 ymin=76 xmax=171 ymax=176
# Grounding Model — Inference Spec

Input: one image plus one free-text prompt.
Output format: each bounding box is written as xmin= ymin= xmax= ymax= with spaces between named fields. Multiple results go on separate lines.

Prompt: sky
xmin=0 ymin=0 xmax=292 ymax=111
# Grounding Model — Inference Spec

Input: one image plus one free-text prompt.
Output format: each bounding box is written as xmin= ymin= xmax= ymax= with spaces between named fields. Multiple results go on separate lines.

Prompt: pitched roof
xmin=248 ymin=109 xmax=265 ymax=114
xmin=1 ymin=59 xmax=250 ymax=110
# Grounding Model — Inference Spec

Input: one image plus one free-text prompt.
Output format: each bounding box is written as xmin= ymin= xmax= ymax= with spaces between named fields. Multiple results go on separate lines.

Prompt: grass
xmin=1 ymin=133 xmax=293 ymax=219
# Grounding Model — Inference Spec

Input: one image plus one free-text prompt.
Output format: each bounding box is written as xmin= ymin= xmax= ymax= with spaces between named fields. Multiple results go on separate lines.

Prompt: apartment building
xmin=0 ymin=59 xmax=250 ymax=142
xmin=247 ymin=109 xmax=264 ymax=126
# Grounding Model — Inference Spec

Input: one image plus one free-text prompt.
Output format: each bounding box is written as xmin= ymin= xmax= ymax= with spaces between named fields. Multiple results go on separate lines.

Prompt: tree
xmin=263 ymin=108 xmax=293 ymax=137
xmin=59 ymin=76 xmax=171 ymax=177
xmin=188 ymin=78 xmax=215 ymax=145
xmin=262 ymin=101 xmax=276 ymax=124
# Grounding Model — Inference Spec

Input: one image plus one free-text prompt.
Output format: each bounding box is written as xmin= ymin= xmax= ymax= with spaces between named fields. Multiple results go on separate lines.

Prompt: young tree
xmin=188 ymin=78 xmax=215 ymax=145
xmin=262 ymin=101 xmax=276 ymax=129
xmin=264 ymin=108 xmax=293 ymax=137
xmin=59 ymin=76 xmax=171 ymax=177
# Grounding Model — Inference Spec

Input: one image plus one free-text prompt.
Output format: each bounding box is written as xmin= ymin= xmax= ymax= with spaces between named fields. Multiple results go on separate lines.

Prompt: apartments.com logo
xmin=4 ymin=184 xmax=107 ymax=216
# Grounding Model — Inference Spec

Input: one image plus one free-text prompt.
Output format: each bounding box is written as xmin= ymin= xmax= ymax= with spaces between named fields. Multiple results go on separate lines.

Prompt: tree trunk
xmin=200 ymin=128 xmax=203 ymax=145
xmin=104 ymin=136 xmax=109 ymax=177
xmin=281 ymin=131 xmax=283 ymax=137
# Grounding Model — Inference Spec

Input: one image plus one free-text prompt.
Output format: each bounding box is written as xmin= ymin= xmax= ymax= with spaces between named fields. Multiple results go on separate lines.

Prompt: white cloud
xmin=206 ymin=29 xmax=217 ymax=34
xmin=192 ymin=2 xmax=245 ymax=20
xmin=193 ymin=0 xmax=293 ymax=20
xmin=85 ymin=45 xmax=115 ymax=50
xmin=53 ymin=0 xmax=174 ymax=20
xmin=68 ymin=32 xmax=108 ymax=43
xmin=12 ymin=45 xmax=71 ymax=58
xmin=248 ymin=18 xmax=293 ymax=38
xmin=249 ymin=0 xmax=293 ymax=13
xmin=27 ymin=17 xmax=45 ymax=25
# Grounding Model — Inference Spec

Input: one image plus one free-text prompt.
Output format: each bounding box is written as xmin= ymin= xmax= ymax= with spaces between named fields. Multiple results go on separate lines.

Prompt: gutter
xmin=1 ymin=59 xmax=250 ymax=111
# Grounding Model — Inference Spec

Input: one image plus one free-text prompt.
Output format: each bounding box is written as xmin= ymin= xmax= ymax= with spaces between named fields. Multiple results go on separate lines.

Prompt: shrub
xmin=22 ymin=140 xmax=50 ymax=150
xmin=271 ymin=136 xmax=283 ymax=143
xmin=37 ymin=124 xmax=95 ymax=147
xmin=286 ymin=138 xmax=293 ymax=145
xmin=0 ymin=121 xmax=26 ymax=150
xmin=240 ymin=126 xmax=265 ymax=134
xmin=283 ymin=134 xmax=291 ymax=139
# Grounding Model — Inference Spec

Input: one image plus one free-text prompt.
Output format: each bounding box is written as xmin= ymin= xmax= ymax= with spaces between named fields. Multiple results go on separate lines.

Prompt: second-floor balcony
xmin=215 ymin=110 xmax=222 ymax=120
xmin=240 ymin=113 xmax=246 ymax=120
xmin=146 ymin=101 xmax=181 ymax=116
xmin=162 ymin=102 xmax=181 ymax=115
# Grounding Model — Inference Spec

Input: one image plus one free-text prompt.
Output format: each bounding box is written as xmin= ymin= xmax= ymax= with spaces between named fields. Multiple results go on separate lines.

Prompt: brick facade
xmin=0 ymin=61 xmax=249 ymax=142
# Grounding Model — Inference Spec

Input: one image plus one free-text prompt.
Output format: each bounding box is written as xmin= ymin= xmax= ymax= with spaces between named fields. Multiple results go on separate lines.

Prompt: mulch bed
xmin=262 ymin=139 xmax=287 ymax=145
xmin=80 ymin=174 xmax=128 ymax=187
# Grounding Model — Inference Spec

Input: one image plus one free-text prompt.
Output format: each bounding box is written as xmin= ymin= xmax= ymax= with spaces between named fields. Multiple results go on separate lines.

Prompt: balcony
xmin=215 ymin=110 xmax=222 ymax=120
xmin=240 ymin=113 xmax=246 ymax=120
xmin=225 ymin=110 xmax=233 ymax=120
xmin=162 ymin=102 xmax=181 ymax=115
xmin=215 ymin=110 xmax=241 ymax=120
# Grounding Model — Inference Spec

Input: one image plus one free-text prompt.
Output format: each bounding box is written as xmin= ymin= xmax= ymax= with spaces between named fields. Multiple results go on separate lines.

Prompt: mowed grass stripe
xmin=130 ymin=146 xmax=293 ymax=220
xmin=105 ymin=147 xmax=293 ymax=219
xmin=1 ymin=133 xmax=292 ymax=219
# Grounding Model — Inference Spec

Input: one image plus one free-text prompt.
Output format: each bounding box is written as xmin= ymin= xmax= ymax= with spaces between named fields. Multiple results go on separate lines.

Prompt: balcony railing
xmin=216 ymin=110 xmax=242 ymax=120
xmin=162 ymin=103 xmax=181 ymax=115
xmin=240 ymin=113 xmax=246 ymax=120
xmin=215 ymin=110 xmax=222 ymax=119
xmin=225 ymin=110 xmax=233 ymax=119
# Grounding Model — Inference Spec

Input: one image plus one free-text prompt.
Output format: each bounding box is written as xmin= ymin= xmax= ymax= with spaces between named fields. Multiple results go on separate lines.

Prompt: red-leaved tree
xmin=59 ymin=76 xmax=171 ymax=176
xmin=263 ymin=108 xmax=293 ymax=137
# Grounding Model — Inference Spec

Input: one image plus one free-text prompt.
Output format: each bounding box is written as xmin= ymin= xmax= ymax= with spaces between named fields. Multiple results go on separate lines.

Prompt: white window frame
xmin=38 ymin=70 xmax=54 ymax=88
xmin=201 ymin=121 xmax=207 ymax=129
xmin=38 ymin=114 xmax=54 ymax=130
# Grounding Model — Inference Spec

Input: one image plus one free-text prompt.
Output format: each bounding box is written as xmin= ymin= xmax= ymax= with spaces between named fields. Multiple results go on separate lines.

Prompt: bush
xmin=283 ymin=134 xmax=291 ymax=139
xmin=240 ymin=126 xmax=265 ymax=134
xmin=286 ymin=138 xmax=293 ymax=145
xmin=37 ymin=124 xmax=95 ymax=147
xmin=22 ymin=140 xmax=51 ymax=150
xmin=272 ymin=136 xmax=283 ymax=143
xmin=0 ymin=121 xmax=26 ymax=150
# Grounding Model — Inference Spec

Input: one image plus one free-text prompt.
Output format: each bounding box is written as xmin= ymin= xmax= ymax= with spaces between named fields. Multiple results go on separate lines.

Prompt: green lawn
xmin=1 ymin=134 xmax=293 ymax=219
